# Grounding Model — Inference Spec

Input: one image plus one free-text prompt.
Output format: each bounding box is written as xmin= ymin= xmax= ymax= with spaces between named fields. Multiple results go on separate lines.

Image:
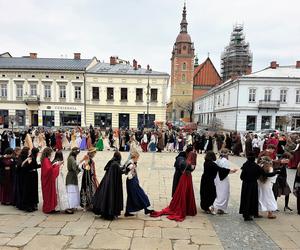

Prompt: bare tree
xmin=175 ymin=101 xmax=193 ymax=122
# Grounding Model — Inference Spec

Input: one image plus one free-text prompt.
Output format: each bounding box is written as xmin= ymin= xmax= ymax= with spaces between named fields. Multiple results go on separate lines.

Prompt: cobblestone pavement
xmin=0 ymin=151 xmax=300 ymax=249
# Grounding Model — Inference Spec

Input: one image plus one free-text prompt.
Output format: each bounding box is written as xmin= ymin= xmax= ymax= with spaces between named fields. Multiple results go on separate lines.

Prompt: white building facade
xmin=194 ymin=61 xmax=300 ymax=132
xmin=0 ymin=52 xmax=97 ymax=128
xmin=86 ymin=57 xmax=169 ymax=129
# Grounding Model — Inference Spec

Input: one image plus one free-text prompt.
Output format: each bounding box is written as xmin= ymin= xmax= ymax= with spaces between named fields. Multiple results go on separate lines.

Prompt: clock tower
xmin=168 ymin=3 xmax=195 ymax=122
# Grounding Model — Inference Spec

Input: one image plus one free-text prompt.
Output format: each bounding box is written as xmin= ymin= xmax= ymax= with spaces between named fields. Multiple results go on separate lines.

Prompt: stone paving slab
xmin=90 ymin=230 xmax=131 ymax=250
xmin=23 ymin=235 xmax=70 ymax=250
xmin=131 ymin=237 xmax=172 ymax=250
xmin=7 ymin=228 xmax=41 ymax=247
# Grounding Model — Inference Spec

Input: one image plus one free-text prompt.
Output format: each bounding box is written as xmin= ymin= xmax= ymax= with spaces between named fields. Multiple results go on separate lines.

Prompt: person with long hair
xmin=15 ymin=146 xmax=30 ymax=210
xmin=52 ymin=151 xmax=73 ymax=214
xmin=200 ymin=151 xmax=231 ymax=213
xmin=0 ymin=148 xmax=15 ymax=205
xmin=20 ymin=147 xmax=40 ymax=212
xmin=66 ymin=147 xmax=87 ymax=211
xmin=80 ymin=147 xmax=99 ymax=211
xmin=93 ymin=151 xmax=123 ymax=220
xmin=124 ymin=151 xmax=154 ymax=217
xmin=41 ymin=147 xmax=60 ymax=213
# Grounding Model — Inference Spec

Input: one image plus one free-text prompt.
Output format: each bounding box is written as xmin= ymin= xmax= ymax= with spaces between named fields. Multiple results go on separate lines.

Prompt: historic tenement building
xmin=167 ymin=4 xmax=195 ymax=122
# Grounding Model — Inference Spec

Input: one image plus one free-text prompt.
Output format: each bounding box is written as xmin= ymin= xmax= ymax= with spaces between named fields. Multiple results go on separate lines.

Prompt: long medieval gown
xmin=21 ymin=157 xmax=40 ymax=211
xmin=0 ymin=156 xmax=15 ymax=205
xmin=171 ymin=152 xmax=186 ymax=197
xmin=96 ymin=137 xmax=104 ymax=151
xmin=80 ymin=159 xmax=98 ymax=210
xmin=41 ymin=158 xmax=60 ymax=213
xmin=55 ymin=132 xmax=63 ymax=151
xmin=151 ymin=169 xmax=197 ymax=222
xmin=92 ymin=158 xmax=123 ymax=219
xmin=200 ymin=160 xmax=230 ymax=212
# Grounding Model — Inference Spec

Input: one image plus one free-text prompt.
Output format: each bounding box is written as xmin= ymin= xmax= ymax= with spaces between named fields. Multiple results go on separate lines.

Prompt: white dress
xmin=258 ymin=170 xmax=277 ymax=212
xmin=54 ymin=163 xmax=70 ymax=211
xmin=213 ymin=157 xmax=230 ymax=212
xmin=75 ymin=132 xmax=82 ymax=148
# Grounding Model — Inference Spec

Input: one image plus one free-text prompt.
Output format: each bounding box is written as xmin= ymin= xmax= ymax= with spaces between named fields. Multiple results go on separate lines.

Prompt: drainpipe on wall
xmin=235 ymin=80 xmax=240 ymax=131
xmin=84 ymin=73 xmax=87 ymax=127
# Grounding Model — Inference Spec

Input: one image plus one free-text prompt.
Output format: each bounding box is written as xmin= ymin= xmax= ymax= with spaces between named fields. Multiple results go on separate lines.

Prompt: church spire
xmin=180 ymin=2 xmax=188 ymax=33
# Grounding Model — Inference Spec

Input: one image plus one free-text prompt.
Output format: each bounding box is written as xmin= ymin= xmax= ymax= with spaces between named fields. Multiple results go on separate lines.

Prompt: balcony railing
xmin=258 ymin=100 xmax=280 ymax=109
xmin=23 ymin=95 xmax=40 ymax=105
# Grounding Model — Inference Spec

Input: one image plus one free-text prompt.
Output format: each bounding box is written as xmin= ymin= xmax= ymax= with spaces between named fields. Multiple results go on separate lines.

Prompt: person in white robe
xmin=211 ymin=149 xmax=237 ymax=214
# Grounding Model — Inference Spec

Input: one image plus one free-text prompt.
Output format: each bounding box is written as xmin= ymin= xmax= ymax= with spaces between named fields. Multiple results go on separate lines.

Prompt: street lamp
xmin=146 ymin=66 xmax=152 ymax=128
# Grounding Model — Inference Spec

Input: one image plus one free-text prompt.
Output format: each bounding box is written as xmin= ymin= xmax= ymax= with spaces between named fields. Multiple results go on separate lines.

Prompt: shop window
xmin=92 ymin=87 xmax=99 ymax=100
xmin=107 ymin=87 xmax=114 ymax=100
xmin=121 ymin=88 xmax=127 ymax=101
xmin=137 ymin=114 xmax=155 ymax=129
xmin=151 ymin=89 xmax=157 ymax=102
xmin=60 ymin=111 xmax=81 ymax=126
xmin=42 ymin=111 xmax=54 ymax=127
xmin=16 ymin=110 xmax=25 ymax=127
xmin=261 ymin=116 xmax=272 ymax=129
xmin=0 ymin=110 xmax=9 ymax=128
xmin=275 ymin=116 xmax=288 ymax=131
xmin=246 ymin=116 xmax=256 ymax=131
xmin=136 ymin=88 xmax=143 ymax=102
xmin=94 ymin=113 xmax=112 ymax=128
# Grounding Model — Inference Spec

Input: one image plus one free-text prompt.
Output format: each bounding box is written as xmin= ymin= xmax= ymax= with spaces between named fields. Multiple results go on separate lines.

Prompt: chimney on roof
xmin=29 ymin=53 xmax=37 ymax=59
xmin=133 ymin=59 xmax=138 ymax=70
xmin=147 ymin=64 xmax=150 ymax=71
xmin=110 ymin=56 xmax=117 ymax=65
xmin=138 ymin=65 xmax=141 ymax=69
xmin=296 ymin=61 xmax=300 ymax=69
xmin=270 ymin=61 xmax=279 ymax=69
xmin=74 ymin=53 xmax=81 ymax=60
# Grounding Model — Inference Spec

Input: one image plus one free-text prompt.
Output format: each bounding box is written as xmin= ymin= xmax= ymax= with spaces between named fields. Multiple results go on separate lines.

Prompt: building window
xmin=296 ymin=90 xmax=300 ymax=103
xmin=92 ymin=87 xmax=99 ymax=100
xmin=60 ymin=75 xmax=64 ymax=79
xmin=0 ymin=84 xmax=7 ymax=97
xmin=182 ymin=74 xmax=186 ymax=81
xmin=136 ymin=88 xmax=143 ymax=102
xmin=246 ymin=116 xmax=256 ymax=131
xmin=42 ymin=111 xmax=54 ymax=127
xmin=44 ymin=85 xmax=51 ymax=98
xmin=76 ymin=76 xmax=80 ymax=79
xmin=16 ymin=110 xmax=25 ymax=127
xmin=280 ymin=89 xmax=287 ymax=103
xmin=31 ymin=75 xmax=35 ymax=78
xmin=60 ymin=111 xmax=81 ymax=126
xmin=75 ymin=86 xmax=81 ymax=100
xmin=107 ymin=87 xmax=114 ymax=100
xmin=121 ymin=88 xmax=127 ymax=101
xmin=249 ymin=88 xmax=256 ymax=102
xmin=30 ymin=84 xmax=37 ymax=96
xmin=16 ymin=84 xmax=23 ymax=98
xmin=59 ymin=85 xmax=66 ymax=99
xmin=17 ymin=74 xmax=21 ymax=78
xmin=261 ymin=116 xmax=272 ymax=129
xmin=276 ymin=116 xmax=288 ymax=131
xmin=218 ymin=95 xmax=220 ymax=105
xmin=137 ymin=114 xmax=155 ymax=129
xmin=94 ymin=113 xmax=112 ymax=128
xmin=182 ymin=63 xmax=186 ymax=70
xmin=264 ymin=89 xmax=272 ymax=102
xmin=46 ymin=75 xmax=49 ymax=78
xmin=223 ymin=93 xmax=225 ymax=106
xmin=151 ymin=89 xmax=158 ymax=101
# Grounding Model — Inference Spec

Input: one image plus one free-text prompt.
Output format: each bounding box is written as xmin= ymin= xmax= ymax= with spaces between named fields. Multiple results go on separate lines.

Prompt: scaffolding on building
xmin=221 ymin=24 xmax=253 ymax=82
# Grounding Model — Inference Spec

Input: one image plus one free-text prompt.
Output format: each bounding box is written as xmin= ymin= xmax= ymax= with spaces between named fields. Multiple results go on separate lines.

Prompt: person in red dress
xmin=0 ymin=148 xmax=15 ymax=205
xmin=55 ymin=131 xmax=63 ymax=151
xmin=289 ymin=139 xmax=300 ymax=169
xmin=41 ymin=147 xmax=60 ymax=213
xmin=151 ymin=149 xmax=197 ymax=221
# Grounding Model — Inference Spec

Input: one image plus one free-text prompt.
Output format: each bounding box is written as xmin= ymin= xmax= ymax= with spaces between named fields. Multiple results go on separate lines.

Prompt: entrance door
xmin=31 ymin=111 xmax=38 ymax=127
xmin=119 ymin=113 xmax=130 ymax=129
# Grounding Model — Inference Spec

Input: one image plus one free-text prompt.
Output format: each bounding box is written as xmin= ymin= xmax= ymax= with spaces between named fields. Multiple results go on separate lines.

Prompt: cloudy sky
xmin=1 ymin=0 xmax=299 ymax=74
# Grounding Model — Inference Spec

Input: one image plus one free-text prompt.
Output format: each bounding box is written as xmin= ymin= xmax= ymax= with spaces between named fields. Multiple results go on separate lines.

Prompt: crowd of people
xmin=1 ymin=125 xmax=300 ymax=223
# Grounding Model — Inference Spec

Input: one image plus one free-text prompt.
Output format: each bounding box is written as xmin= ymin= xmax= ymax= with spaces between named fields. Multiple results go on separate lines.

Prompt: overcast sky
xmin=1 ymin=0 xmax=300 ymax=74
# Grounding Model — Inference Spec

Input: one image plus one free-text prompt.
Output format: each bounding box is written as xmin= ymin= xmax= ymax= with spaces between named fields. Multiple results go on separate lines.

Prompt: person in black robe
xmin=90 ymin=125 xmax=96 ymax=145
xmin=171 ymin=145 xmax=193 ymax=196
xmin=45 ymin=131 xmax=51 ymax=147
xmin=200 ymin=151 xmax=230 ymax=212
xmin=93 ymin=151 xmax=123 ymax=220
xmin=1 ymin=131 xmax=10 ymax=155
xmin=239 ymin=152 xmax=279 ymax=221
xmin=225 ymin=133 xmax=232 ymax=151
xmin=15 ymin=132 xmax=21 ymax=148
xmin=245 ymin=134 xmax=253 ymax=157
xmin=15 ymin=147 xmax=30 ymax=210
xmin=20 ymin=148 xmax=40 ymax=212
xmin=50 ymin=132 xmax=56 ymax=149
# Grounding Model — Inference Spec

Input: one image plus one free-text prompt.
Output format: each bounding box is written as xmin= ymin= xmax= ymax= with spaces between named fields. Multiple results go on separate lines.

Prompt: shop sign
xmin=46 ymin=106 xmax=78 ymax=111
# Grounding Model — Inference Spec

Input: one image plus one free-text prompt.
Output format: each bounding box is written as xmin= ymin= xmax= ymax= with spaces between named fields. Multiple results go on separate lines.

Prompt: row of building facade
xmin=0 ymin=52 xmax=169 ymax=129
xmin=194 ymin=61 xmax=300 ymax=132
